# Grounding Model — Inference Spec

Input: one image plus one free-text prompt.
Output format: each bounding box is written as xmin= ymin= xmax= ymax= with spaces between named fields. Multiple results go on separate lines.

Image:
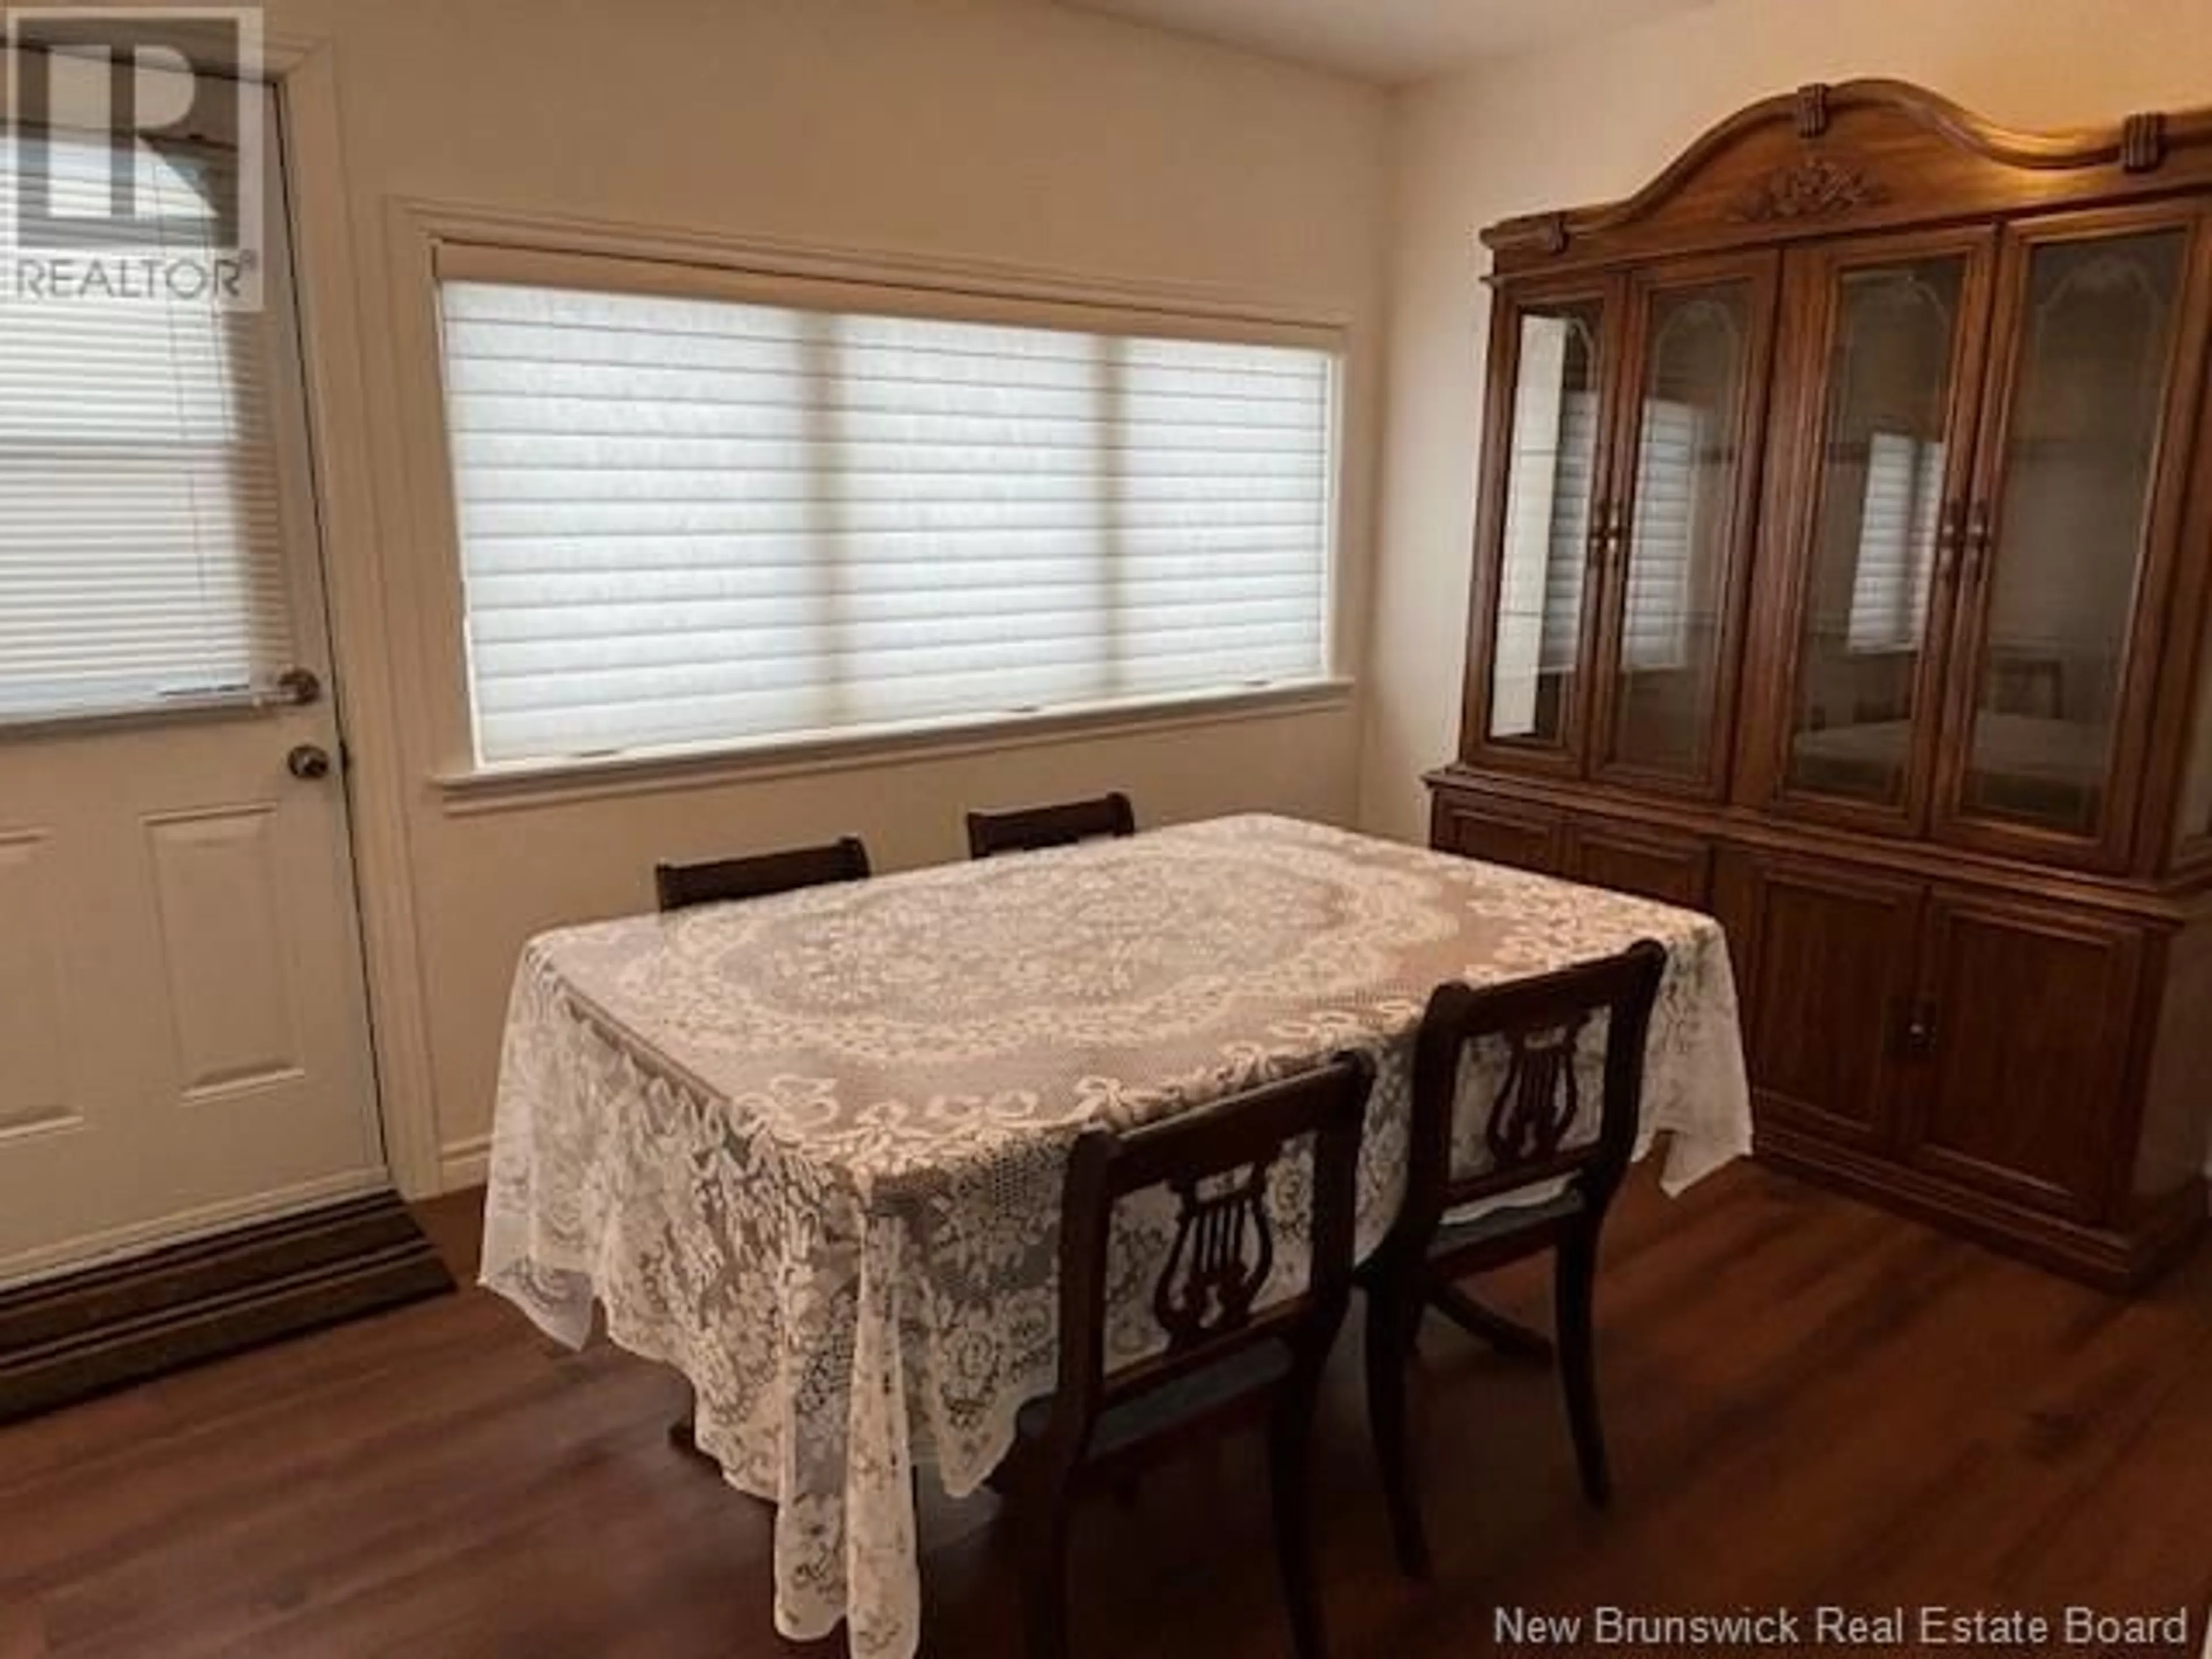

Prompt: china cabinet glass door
xmin=1592 ymin=255 xmax=1775 ymax=794
xmin=1936 ymin=210 xmax=2209 ymax=865
xmin=1472 ymin=283 xmax=1617 ymax=769
xmin=1754 ymin=232 xmax=1995 ymax=831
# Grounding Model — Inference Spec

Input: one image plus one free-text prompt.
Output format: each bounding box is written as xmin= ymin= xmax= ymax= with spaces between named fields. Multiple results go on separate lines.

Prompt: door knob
xmin=286 ymin=743 xmax=333 ymax=781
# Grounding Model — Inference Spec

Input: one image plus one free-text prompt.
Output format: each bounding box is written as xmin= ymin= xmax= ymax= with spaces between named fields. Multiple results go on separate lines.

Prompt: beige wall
xmin=1361 ymin=0 xmax=2212 ymax=841
xmin=256 ymin=0 xmax=1391 ymax=1188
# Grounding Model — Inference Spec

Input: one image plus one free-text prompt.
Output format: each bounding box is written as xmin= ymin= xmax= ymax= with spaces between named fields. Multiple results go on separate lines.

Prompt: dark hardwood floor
xmin=3 ymin=1164 xmax=2208 ymax=1657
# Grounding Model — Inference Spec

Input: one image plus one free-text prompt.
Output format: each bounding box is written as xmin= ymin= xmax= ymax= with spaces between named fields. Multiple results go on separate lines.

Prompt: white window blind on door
xmin=437 ymin=278 xmax=1336 ymax=766
xmin=0 ymin=119 xmax=293 ymax=720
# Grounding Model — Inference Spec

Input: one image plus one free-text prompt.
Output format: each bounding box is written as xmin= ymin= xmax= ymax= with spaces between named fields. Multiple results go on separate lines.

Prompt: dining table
xmin=479 ymin=813 xmax=1753 ymax=1659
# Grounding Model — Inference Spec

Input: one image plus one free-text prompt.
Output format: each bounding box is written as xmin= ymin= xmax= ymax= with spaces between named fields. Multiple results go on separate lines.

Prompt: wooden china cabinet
xmin=1429 ymin=81 xmax=2212 ymax=1286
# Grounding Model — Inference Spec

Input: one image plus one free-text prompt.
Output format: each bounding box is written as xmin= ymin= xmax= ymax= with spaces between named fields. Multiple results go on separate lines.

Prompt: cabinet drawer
xmin=1430 ymin=793 xmax=1563 ymax=874
xmin=1564 ymin=819 xmax=1713 ymax=907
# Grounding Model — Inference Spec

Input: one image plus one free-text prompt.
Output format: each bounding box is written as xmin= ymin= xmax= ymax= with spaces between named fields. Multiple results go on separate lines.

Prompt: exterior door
xmin=1740 ymin=228 xmax=1998 ymax=835
xmin=0 ymin=120 xmax=382 ymax=1284
xmin=1933 ymin=206 xmax=2212 ymax=869
xmin=1589 ymin=251 xmax=1777 ymax=798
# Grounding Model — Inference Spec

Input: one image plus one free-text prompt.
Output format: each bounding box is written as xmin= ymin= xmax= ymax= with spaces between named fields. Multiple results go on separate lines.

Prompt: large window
xmin=0 ymin=107 xmax=293 ymax=721
xmin=433 ymin=265 xmax=1339 ymax=766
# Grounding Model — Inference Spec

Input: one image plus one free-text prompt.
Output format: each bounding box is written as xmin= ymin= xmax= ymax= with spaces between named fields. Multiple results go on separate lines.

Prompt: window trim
xmin=387 ymin=198 xmax=1359 ymax=796
xmin=434 ymin=677 xmax=1352 ymax=816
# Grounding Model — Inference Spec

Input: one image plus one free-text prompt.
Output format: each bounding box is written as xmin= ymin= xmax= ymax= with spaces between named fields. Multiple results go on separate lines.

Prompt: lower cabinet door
xmin=1430 ymin=792 xmax=1564 ymax=874
xmin=1563 ymin=819 xmax=1713 ymax=907
xmin=1714 ymin=851 xmax=1923 ymax=1153
xmin=1907 ymin=892 xmax=2143 ymax=1219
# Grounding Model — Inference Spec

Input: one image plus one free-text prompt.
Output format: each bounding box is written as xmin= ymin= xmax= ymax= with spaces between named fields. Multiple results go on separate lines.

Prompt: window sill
xmin=432 ymin=680 xmax=1354 ymax=817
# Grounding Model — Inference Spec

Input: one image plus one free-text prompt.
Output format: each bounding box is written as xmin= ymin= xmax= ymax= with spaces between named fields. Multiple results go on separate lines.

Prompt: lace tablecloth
xmin=480 ymin=815 xmax=1751 ymax=1657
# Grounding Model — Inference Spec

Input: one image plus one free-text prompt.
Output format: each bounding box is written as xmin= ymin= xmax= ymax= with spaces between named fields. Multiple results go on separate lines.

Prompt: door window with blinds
xmin=433 ymin=262 xmax=1339 ymax=766
xmin=0 ymin=86 xmax=294 ymax=721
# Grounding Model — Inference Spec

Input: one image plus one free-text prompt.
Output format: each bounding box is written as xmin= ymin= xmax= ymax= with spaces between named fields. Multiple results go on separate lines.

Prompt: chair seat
xmin=1016 ymin=1340 xmax=1291 ymax=1461
xmin=1428 ymin=1187 xmax=1586 ymax=1259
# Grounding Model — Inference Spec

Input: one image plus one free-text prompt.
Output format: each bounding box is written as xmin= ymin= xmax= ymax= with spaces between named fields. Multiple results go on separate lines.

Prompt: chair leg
xmin=1430 ymin=1282 xmax=1555 ymax=1363
xmin=1014 ymin=1482 xmax=1073 ymax=1659
xmin=1362 ymin=1288 xmax=1432 ymax=1580
xmin=1554 ymin=1222 xmax=1611 ymax=1507
xmin=1268 ymin=1370 xmax=1330 ymax=1659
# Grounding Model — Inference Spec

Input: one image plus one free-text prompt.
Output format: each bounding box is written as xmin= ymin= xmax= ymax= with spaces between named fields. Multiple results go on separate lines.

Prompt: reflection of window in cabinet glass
xmin=1846 ymin=432 xmax=1945 ymax=653
xmin=1489 ymin=303 xmax=1603 ymax=745
xmin=1785 ymin=258 xmax=1967 ymax=808
xmin=1608 ymin=282 xmax=1755 ymax=781
xmin=1959 ymin=229 xmax=2186 ymax=839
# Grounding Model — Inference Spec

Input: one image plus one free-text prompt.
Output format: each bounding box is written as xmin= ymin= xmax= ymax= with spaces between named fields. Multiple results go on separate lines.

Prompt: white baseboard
xmin=438 ymin=1134 xmax=491 ymax=1194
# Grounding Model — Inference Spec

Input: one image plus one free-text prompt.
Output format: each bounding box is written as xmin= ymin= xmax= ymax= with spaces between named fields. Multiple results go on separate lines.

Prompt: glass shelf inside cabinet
xmin=1488 ymin=300 xmax=1604 ymax=748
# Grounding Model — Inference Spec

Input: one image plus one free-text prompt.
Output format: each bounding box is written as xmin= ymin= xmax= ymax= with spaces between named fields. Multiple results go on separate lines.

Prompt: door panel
xmin=1744 ymin=230 xmax=1997 ymax=834
xmin=1936 ymin=208 xmax=2212 ymax=869
xmin=1593 ymin=253 xmax=1777 ymax=797
xmin=147 ymin=806 xmax=304 ymax=1098
xmin=1909 ymin=894 xmax=2141 ymax=1219
xmin=1564 ymin=819 xmax=1712 ymax=907
xmin=1715 ymin=851 xmax=1922 ymax=1152
xmin=1464 ymin=278 xmax=1623 ymax=775
xmin=1431 ymin=794 xmax=1564 ymax=874
xmin=0 ymin=832 xmax=71 ymax=1134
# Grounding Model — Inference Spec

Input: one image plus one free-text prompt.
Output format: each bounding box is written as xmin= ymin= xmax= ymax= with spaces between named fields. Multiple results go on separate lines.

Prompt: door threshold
xmin=0 ymin=1188 xmax=453 ymax=1423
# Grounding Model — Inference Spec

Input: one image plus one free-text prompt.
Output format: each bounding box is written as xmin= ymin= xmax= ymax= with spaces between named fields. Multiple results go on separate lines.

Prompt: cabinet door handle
xmin=1932 ymin=499 xmax=1964 ymax=585
xmin=1963 ymin=501 xmax=1994 ymax=586
xmin=1588 ymin=499 xmax=1630 ymax=573
xmin=1901 ymin=999 xmax=1937 ymax=1056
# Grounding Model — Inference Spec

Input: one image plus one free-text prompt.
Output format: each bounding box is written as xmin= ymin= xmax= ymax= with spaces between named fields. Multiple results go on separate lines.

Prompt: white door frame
xmin=264 ymin=33 xmax=442 ymax=1197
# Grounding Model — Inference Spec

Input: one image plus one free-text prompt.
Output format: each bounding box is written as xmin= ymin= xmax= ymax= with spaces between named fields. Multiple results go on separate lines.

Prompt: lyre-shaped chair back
xmin=966 ymin=791 xmax=1136 ymax=859
xmin=1403 ymin=941 xmax=1665 ymax=1233
xmin=1152 ymin=1153 xmax=1277 ymax=1350
xmin=653 ymin=836 xmax=872 ymax=912
xmin=1046 ymin=1054 xmax=1369 ymax=1435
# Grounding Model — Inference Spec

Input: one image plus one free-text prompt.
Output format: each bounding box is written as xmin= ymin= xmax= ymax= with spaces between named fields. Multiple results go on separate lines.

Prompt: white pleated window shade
xmin=0 ymin=122 xmax=293 ymax=720
xmin=1848 ymin=431 xmax=1946 ymax=653
xmin=438 ymin=278 xmax=1336 ymax=765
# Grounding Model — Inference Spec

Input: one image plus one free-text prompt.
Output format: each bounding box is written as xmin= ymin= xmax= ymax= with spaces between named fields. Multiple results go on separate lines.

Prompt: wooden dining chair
xmin=654 ymin=832 xmax=870 ymax=1460
xmin=964 ymin=791 xmax=1135 ymax=859
xmin=997 ymin=1053 xmax=1372 ymax=1659
xmin=653 ymin=835 xmax=871 ymax=912
xmin=1361 ymin=941 xmax=1665 ymax=1580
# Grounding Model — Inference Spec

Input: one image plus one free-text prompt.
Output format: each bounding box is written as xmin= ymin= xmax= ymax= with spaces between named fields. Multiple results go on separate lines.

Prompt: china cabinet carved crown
xmin=1429 ymin=80 xmax=2212 ymax=1286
